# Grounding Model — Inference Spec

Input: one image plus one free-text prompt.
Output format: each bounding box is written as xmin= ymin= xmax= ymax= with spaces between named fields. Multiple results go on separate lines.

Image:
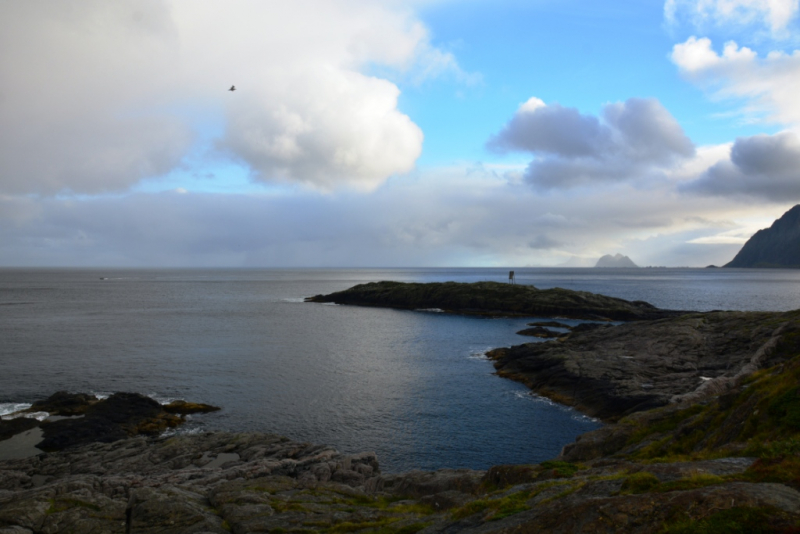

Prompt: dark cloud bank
xmin=488 ymin=97 xmax=695 ymax=189
xmin=683 ymin=132 xmax=800 ymax=201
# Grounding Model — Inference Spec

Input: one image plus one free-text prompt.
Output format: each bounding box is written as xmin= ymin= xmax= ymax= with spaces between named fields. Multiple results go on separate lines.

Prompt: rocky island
xmin=5 ymin=293 xmax=800 ymax=532
xmin=306 ymin=280 xmax=681 ymax=321
xmin=595 ymin=254 xmax=638 ymax=268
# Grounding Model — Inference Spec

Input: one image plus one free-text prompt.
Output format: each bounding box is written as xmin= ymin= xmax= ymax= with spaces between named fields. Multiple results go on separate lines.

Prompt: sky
xmin=2 ymin=0 xmax=800 ymax=267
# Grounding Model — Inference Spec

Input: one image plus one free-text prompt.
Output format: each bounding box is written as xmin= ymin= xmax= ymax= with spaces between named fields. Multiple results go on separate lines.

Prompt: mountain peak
xmin=725 ymin=205 xmax=800 ymax=268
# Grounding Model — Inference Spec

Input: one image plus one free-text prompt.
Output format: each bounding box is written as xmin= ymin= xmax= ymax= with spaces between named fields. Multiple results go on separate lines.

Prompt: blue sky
xmin=2 ymin=0 xmax=800 ymax=267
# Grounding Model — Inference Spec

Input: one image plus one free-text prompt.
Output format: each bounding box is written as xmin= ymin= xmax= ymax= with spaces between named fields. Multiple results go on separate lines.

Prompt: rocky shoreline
xmin=488 ymin=310 xmax=799 ymax=422
xmin=5 ymin=293 xmax=800 ymax=531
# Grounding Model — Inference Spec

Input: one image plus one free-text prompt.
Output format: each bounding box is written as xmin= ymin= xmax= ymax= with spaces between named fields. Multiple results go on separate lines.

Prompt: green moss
xmin=657 ymin=473 xmax=725 ymax=493
xmin=740 ymin=455 xmax=800 ymax=487
xmin=768 ymin=386 xmax=800 ymax=429
xmin=390 ymin=523 xmax=430 ymax=534
xmin=450 ymin=499 xmax=492 ymax=521
xmin=626 ymin=405 xmax=707 ymax=446
xmin=662 ymin=506 xmax=794 ymax=533
xmin=46 ymin=497 xmax=102 ymax=514
xmin=539 ymin=461 xmax=583 ymax=478
xmin=537 ymin=482 xmax=584 ymax=505
xmin=329 ymin=517 xmax=402 ymax=533
xmin=623 ymin=350 xmax=800 ymax=463
xmin=619 ymin=472 xmax=660 ymax=494
xmin=490 ymin=491 xmax=535 ymax=520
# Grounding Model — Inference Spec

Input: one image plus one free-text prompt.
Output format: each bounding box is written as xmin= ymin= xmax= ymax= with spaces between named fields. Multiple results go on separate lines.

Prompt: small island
xmin=595 ymin=253 xmax=638 ymax=268
xmin=306 ymin=280 xmax=681 ymax=321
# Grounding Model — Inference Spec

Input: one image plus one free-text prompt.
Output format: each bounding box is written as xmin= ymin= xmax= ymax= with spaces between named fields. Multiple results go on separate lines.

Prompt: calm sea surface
xmin=2 ymin=267 xmax=800 ymax=472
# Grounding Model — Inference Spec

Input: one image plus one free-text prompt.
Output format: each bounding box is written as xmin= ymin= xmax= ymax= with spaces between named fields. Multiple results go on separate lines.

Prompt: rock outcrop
xmin=488 ymin=310 xmax=800 ymax=421
xmin=306 ymin=281 xmax=681 ymax=321
xmin=726 ymin=204 xmax=800 ymax=268
xmin=595 ymin=253 xmax=638 ymax=268
xmin=0 ymin=392 xmax=220 ymax=454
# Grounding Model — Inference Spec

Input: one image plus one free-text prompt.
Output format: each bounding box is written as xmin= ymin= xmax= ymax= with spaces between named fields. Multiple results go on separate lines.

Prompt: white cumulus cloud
xmin=671 ymin=36 xmax=800 ymax=126
xmin=0 ymin=0 xmax=463 ymax=195
xmin=665 ymin=0 xmax=799 ymax=35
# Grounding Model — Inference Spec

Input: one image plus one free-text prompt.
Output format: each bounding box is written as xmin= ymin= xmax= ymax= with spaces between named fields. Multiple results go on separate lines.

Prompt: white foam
xmin=572 ymin=413 xmax=600 ymax=423
xmin=509 ymin=391 xmax=600 ymax=424
xmin=281 ymin=297 xmax=306 ymax=303
xmin=415 ymin=308 xmax=444 ymax=313
xmin=147 ymin=393 xmax=180 ymax=405
xmin=467 ymin=347 xmax=492 ymax=361
xmin=160 ymin=425 xmax=204 ymax=438
xmin=1 ymin=411 xmax=49 ymax=422
xmin=0 ymin=403 xmax=32 ymax=418
xmin=512 ymin=391 xmax=556 ymax=406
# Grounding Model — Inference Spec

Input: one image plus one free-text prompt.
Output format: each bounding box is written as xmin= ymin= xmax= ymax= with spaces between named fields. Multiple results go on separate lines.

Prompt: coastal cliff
xmin=306 ymin=280 xmax=680 ymax=321
xmin=726 ymin=204 xmax=800 ymax=268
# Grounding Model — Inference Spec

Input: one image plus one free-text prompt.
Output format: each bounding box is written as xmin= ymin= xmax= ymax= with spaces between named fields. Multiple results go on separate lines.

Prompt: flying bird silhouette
xmin=229 ymin=85 xmax=236 ymax=91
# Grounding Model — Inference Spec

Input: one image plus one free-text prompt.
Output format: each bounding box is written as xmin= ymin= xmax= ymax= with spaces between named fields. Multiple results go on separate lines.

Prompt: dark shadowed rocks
xmin=37 ymin=392 xmax=185 ymax=452
xmin=29 ymin=391 xmax=98 ymax=416
xmin=0 ymin=419 xmax=39 ymax=442
xmin=163 ymin=400 xmax=221 ymax=415
xmin=527 ymin=321 xmax=572 ymax=329
xmin=306 ymin=281 xmax=682 ymax=321
xmin=1 ymin=392 xmax=222 ymax=454
xmin=515 ymin=326 xmax=563 ymax=338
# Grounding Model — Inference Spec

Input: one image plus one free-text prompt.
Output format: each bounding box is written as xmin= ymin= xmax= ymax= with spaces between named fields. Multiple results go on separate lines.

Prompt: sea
xmin=2 ymin=267 xmax=800 ymax=473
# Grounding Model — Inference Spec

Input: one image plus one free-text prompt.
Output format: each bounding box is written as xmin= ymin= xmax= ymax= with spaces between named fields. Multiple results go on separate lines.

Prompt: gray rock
xmin=488 ymin=311 xmax=794 ymax=421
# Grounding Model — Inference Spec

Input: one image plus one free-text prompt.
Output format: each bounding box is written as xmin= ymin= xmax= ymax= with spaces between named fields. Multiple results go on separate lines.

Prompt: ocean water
xmin=2 ymin=267 xmax=800 ymax=472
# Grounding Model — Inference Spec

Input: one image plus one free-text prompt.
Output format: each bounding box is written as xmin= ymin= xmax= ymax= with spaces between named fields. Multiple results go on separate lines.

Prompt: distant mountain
xmin=725 ymin=205 xmax=800 ymax=268
xmin=595 ymin=253 xmax=638 ymax=268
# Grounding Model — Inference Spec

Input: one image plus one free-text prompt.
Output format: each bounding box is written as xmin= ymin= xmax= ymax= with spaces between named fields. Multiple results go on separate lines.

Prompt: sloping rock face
xmin=306 ymin=281 xmax=680 ymax=321
xmin=0 ymin=432 xmax=390 ymax=534
xmin=488 ymin=310 xmax=799 ymax=421
xmin=3 ymin=431 xmax=800 ymax=533
xmin=726 ymin=204 xmax=800 ymax=268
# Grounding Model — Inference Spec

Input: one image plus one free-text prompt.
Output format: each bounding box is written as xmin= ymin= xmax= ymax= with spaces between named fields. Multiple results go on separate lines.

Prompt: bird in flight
xmin=229 ymin=85 xmax=236 ymax=91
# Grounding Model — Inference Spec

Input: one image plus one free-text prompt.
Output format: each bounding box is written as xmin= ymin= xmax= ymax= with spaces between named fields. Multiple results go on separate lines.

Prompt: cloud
xmin=665 ymin=0 xmax=799 ymax=35
xmin=0 ymin=1 xmax=193 ymax=195
xmin=218 ymin=69 xmax=422 ymax=191
xmin=528 ymin=235 xmax=563 ymax=250
xmin=0 ymin=0 xmax=466 ymax=195
xmin=682 ymin=131 xmax=800 ymax=200
xmin=0 ymin=166 xmax=770 ymax=268
xmin=487 ymin=97 xmax=694 ymax=190
xmin=671 ymin=36 xmax=800 ymax=126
